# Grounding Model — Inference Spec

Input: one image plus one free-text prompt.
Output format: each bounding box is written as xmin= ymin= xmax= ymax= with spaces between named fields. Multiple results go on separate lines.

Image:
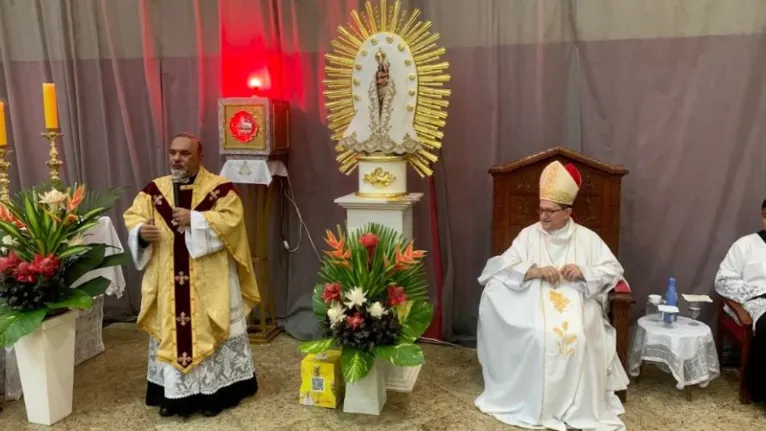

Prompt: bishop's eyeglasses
xmin=537 ymin=207 xmax=566 ymax=216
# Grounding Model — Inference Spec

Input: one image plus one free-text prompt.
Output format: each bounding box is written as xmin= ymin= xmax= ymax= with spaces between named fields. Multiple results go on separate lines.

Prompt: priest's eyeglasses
xmin=537 ymin=207 xmax=566 ymax=216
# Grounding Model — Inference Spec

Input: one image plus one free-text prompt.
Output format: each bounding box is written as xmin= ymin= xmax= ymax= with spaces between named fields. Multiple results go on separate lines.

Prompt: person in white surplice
xmin=714 ymin=199 xmax=766 ymax=404
xmin=475 ymin=160 xmax=630 ymax=431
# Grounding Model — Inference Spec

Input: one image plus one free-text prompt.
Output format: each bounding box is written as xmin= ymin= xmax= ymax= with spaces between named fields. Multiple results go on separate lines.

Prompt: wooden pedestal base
xmin=247 ymin=323 xmax=281 ymax=344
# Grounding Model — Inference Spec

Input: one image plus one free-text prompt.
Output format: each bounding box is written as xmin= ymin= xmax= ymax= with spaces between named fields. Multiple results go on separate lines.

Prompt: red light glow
xmin=248 ymin=76 xmax=262 ymax=89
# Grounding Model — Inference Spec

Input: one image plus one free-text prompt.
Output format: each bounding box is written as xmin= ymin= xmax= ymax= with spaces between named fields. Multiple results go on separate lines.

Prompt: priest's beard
xmin=170 ymin=168 xmax=191 ymax=183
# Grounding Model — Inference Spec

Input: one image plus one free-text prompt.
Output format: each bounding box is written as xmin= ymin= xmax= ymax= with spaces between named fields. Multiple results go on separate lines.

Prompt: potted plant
xmin=0 ymin=182 xmax=128 ymax=425
xmin=299 ymin=223 xmax=434 ymax=415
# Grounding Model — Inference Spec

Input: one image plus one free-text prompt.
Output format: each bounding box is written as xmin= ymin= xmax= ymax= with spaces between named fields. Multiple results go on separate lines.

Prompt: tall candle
xmin=0 ymin=101 xmax=6 ymax=147
xmin=42 ymin=83 xmax=59 ymax=129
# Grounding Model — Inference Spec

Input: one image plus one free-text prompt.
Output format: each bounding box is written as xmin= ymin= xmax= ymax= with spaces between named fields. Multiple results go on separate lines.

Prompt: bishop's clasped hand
xmin=528 ymin=264 xmax=583 ymax=284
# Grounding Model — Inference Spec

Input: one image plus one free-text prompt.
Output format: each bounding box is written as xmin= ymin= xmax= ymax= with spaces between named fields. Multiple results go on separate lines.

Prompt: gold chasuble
xmin=124 ymin=167 xmax=260 ymax=373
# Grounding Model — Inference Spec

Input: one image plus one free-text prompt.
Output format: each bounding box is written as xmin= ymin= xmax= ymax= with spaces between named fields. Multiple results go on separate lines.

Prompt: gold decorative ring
xmin=357 ymin=154 xmax=406 ymax=162
xmin=354 ymin=191 xmax=407 ymax=198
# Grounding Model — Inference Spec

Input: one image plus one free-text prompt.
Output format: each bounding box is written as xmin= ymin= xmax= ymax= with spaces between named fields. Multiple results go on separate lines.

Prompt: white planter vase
xmin=14 ymin=309 xmax=79 ymax=426
xmin=343 ymin=359 xmax=387 ymax=415
xmin=383 ymin=362 xmax=422 ymax=392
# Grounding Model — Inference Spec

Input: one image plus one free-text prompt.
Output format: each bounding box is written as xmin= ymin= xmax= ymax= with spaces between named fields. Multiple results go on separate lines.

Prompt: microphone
xmin=171 ymin=171 xmax=185 ymax=208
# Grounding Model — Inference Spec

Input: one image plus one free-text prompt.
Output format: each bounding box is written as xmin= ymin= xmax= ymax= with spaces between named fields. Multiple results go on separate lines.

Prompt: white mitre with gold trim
xmin=539 ymin=161 xmax=582 ymax=206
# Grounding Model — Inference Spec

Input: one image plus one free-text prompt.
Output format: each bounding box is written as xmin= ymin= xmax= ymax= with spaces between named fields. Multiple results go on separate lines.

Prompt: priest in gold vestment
xmin=475 ymin=161 xmax=629 ymax=431
xmin=124 ymin=134 xmax=260 ymax=417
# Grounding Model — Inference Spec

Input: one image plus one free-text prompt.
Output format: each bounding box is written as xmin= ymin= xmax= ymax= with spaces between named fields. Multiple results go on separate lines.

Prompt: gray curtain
xmin=0 ymin=0 xmax=764 ymax=345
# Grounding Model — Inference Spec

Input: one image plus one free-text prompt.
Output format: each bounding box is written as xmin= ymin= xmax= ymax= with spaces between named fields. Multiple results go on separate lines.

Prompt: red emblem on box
xmin=229 ymin=111 xmax=258 ymax=143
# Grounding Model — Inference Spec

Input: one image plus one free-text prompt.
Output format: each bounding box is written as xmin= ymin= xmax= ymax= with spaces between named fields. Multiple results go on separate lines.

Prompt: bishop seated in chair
xmin=475 ymin=161 xmax=630 ymax=431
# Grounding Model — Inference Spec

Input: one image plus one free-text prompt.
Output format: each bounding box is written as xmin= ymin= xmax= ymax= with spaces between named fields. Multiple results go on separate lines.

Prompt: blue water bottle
xmin=664 ymin=277 xmax=678 ymax=323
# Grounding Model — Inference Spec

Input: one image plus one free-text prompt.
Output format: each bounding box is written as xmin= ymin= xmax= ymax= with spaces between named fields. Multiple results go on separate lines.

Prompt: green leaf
xmin=58 ymin=244 xmax=92 ymax=259
xmin=45 ymin=288 xmax=93 ymax=310
xmin=341 ymin=347 xmax=375 ymax=383
xmin=72 ymin=276 xmax=111 ymax=298
xmin=22 ymin=194 xmax=42 ymax=247
xmin=62 ymin=244 xmax=104 ymax=286
xmin=373 ymin=343 xmax=425 ymax=367
xmin=401 ymin=301 xmax=434 ymax=342
xmin=98 ymin=251 xmax=131 ymax=269
xmin=0 ymin=309 xmax=48 ymax=348
xmin=299 ymin=338 xmax=336 ymax=354
xmin=77 ymin=186 xmax=125 ymax=215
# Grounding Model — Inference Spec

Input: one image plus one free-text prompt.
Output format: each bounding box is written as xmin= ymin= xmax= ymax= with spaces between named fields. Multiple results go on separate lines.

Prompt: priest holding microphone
xmin=124 ymin=133 xmax=260 ymax=417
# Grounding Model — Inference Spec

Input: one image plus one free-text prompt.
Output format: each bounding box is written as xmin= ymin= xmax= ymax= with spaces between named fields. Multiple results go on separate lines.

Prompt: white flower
xmin=344 ymin=286 xmax=367 ymax=309
xmin=0 ymin=235 xmax=16 ymax=254
xmin=38 ymin=188 xmax=68 ymax=209
xmin=368 ymin=301 xmax=388 ymax=319
xmin=66 ymin=234 xmax=84 ymax=246
xmin=327 ymin=302 xmax=346 ymax=328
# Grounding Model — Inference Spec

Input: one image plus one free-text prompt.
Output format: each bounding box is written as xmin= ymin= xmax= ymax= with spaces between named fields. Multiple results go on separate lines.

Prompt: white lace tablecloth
xmin=1 ymin=216 xmax=126 ymax=402
xmin=628 ymin=315 xmax=720 ymax=390
xmin=220 ymin=158 xmax=287 ymax=185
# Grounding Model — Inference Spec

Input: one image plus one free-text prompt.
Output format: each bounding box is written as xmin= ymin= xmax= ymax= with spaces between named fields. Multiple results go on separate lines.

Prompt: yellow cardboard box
xmin=299 ymin=349 xmax=344 ymax=408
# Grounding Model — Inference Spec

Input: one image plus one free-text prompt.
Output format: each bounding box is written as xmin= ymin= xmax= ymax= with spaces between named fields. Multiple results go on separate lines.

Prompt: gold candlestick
xmin=0 ymin=148 xmax=10 ymax=202
xmin=41 ymin=129 xmax=63 ymax=183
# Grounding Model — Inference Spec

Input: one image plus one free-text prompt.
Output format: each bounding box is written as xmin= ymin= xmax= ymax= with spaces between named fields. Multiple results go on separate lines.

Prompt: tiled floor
xmin=0 ymin=323 xmax=763 ymax=430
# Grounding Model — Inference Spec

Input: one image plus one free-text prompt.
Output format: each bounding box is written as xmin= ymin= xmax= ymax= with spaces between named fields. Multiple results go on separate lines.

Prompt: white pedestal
xmin=343 ymin=360 xmax=387 ymax=415
xmin=334 ymin=192 xmax=424 ymax=393
xmin=14 ymin=310 xmax=79 ymax=426
xmin=334 ymin=192 xmax=423 ymax=238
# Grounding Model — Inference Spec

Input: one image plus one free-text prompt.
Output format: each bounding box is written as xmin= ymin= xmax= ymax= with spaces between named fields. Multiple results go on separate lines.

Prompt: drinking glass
xmin=688 ymin=303 xmax=701 ymax=326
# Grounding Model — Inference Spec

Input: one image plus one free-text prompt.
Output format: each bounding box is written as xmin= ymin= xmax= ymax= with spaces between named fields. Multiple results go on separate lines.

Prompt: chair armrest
xmin=609 ymin=292 xmax=635 ymax=305
xmin=722 ymin=298 xmax=752 ymax=327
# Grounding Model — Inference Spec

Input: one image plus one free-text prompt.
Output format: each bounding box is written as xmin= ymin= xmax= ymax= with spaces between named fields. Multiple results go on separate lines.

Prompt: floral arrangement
xmin=0 ymin=182 xmax=128 ymax=347
xmin=299 ymin=223 xmax=434 ymax=383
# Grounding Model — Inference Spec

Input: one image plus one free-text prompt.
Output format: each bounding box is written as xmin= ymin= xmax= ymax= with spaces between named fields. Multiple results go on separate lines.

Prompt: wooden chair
xmin=715 ymin=297 xmax=752 ymax=404
xmin=489 ymin=146 xmax=635 ymax=402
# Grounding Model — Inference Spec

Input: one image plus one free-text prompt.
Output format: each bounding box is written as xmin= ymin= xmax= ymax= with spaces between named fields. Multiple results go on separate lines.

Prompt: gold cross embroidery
xmin=209 ymin=189 xmax=221 ymax=202
xmin=178 ymin=352 xmax=192 ymax=367
xmin=176 ymin=312 xmax=191 ymax=326
xmin=174 ymin=271 xmax=189 ymax=285
xmin=153 ymin=195 xmax=164 ymax=206
xmin=170 ymin=219 xmax=184 ymax=234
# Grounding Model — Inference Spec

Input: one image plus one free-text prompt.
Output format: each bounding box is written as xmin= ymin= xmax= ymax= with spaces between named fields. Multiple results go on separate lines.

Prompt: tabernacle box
xmin=299 ymin=350 xmax=344 ymax=409
xmin=217 ymin=97 xmax=289 ymax=158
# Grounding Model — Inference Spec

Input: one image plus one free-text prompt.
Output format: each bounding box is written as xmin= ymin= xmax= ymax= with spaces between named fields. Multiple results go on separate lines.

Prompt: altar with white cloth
xmin=1 ymin=216 xmax=126 ymax=402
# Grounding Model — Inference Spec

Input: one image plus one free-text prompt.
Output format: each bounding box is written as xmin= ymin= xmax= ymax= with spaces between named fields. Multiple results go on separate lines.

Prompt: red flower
xmin=387 ymin=285 xmax=408 ymax=307
xmin=346 ymin=312 xmax=364 ymax=329
xmin=0 ymin=252 xmax=21 ymax=274
xmin=14 ymin=262 xmax=38 ymax=283
xmin=32 ymin=254 xmax=60 ymax=278
xmin=359 ymin=233 xmax=379 ymax=250
xmin=321 ymin=283 xmax=342 ymax=303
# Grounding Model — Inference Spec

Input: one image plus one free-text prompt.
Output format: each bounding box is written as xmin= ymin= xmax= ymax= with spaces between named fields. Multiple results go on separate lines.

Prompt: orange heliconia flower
xmin=324 ymin=229 xmax=350 ymax=261
xmin=0 ymin=203 xmax=24 ymax=229
xmin=393 ymin=242 xmax=426 ymax=270
xmin=67 ymin=185 xmax=86 ymax=212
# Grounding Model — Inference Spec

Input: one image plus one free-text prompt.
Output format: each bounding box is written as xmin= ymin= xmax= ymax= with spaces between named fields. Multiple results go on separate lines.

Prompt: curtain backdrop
xmin=0 ymin=0 xmax=764 ymax=344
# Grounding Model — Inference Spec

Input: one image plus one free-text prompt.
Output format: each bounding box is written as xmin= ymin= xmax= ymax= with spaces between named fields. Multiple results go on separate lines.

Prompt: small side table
xmin=628 ymin=315 xmax=720 ymax=400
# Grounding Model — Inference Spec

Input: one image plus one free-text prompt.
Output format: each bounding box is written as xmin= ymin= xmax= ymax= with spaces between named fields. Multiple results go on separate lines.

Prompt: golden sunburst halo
xmin=323 ymin=0 xmax=451 ymax=177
